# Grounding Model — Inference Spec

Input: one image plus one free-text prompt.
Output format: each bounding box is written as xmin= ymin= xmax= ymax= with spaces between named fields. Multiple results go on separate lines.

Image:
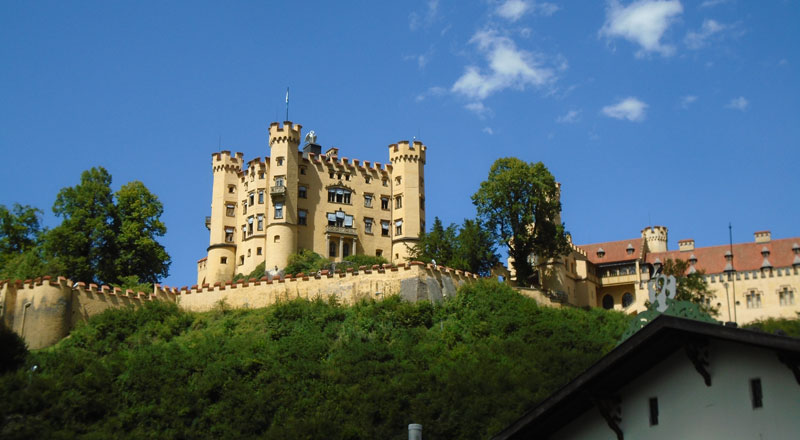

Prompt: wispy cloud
xmin=602 ymin=97 xmax=648 ymax=122
xmin=482 ymin=126 xmax=494 ymax=135
xmin=409 ymin=0 xmax=439 ymax=31
xmin=680 ymin=95 xmax=697 ymax=108
xmin=465 ymin=101 xmax=493 ymax=117
xmin=451 ymin=29 xmax=557 ymax=101
xmin=556 ymin=109 xmax=581 ymax=123
xmin=599 ymin=0 xmax=684 ymax=57
xmin=415 ymin=86 xmax=447 ymax=102
xmin=685 ymin=19 xmax=726 ymax=49
xmin=726 ymin=96 xmax=748 ymax=111
xmin=496 ymin=0 xmax=559 ymax=21
xmin=700 ymin=0 xmax=729 ymax=8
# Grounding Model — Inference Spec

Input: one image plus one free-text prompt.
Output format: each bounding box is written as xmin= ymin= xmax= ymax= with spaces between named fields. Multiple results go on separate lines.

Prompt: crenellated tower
xmin=205 ymin=150 xmax=244 ymax=285
xmin=641 ymin=225 xmax=668 ymax=254
xmin=389 ymin=140 xmax=426 ymax=263
xmin=265 ymin=121 xmax=302 ymax=270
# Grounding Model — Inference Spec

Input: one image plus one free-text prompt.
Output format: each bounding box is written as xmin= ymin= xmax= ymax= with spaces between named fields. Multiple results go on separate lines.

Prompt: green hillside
xmin=1 ymin=280 xmax=630 ymax=439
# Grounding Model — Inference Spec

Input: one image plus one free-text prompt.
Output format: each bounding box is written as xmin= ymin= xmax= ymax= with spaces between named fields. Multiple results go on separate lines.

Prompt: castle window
xmin=249 ymin=192 xmax=255 ymax=206
xmin=345 ymin=174 xmax=350 ymax=181
xmin=300 ymin=166 xmax=306 ymax=175
xmin=247 ymin=217 xmax=253 ymax=235
xmin=381 ymin=220 xmax=390 ymax=237
xmin=395 ymin=195 xmax=402 ymax=209
xmin=274 ymin=202 xmax=283 ymax=219
xmin=622 ymin=292 xmax=633 ymax=308
xmin=364 ymin=218 xmax=373 ymax=234
xmin=337 ymin=173 xmax=342 ymax=180
xmin=276 ymin=157 xmax=284 ymax=166
xmin=258 ymin=172 xmax=264 ymax=179
xmin=395 ymin=176 xmax=402 ymax=185
xmin=780 ymin=287 xmax=795 ymax=306
xmin=225 ymin=227 xmax=234 ymax=243
xmin=329 ymin=242 xmax=337 ymax=257
xmin=327 ymin=188 xmax=351 ymax=204
xmin=343 ymin=243 xmax=350 ymax=257
xmin=365 ymin=176 xmax=371 ymax=184
xmin=381 ymin=197 xmax=389 ymax=210
xmin=228 ymin=185 xmax=235 ymax=193
xmin=602 ymin=294 xmax=614 ymax=310
xmin=239 ymin=256 xmax=244 ymax=265
xmin=329 ymin=172 xmax=334 ymax=179
xmin=275 ymin=176 xmax=285 ymax=187
xmin=326 ymin=210 xmax=353 ymax=227
xmin=243 ymin=201 xmax=247 ymax=215
xmin=298 ymin=209 xmax=307 ymax=225
xmin=220 ymin=257 xmax=227 ymax=264
xmin=299 ymin=185 xmax=307 ymax=199
xmin=226 ymin=204 xmax=235 ymax=217
xmin=258 ymin=190 xmax=264 ymax=204
xmin=257 ymin=247 xmax=262 ymax=255
xmin=395 ymin=219 xmax=403 ymax=235
xmin=274 ymin=235 xmax=280 ymax=243
xmin=746 ymin=290 xmax=762 ymax=309
xmin=364 ymin=194 xmax=373 ymax=207
xmin=382 ymin=178 xmax=388 ymax=187
xmin=247 ymin=249 xmax=251 ymax=257
xmin=376 ymin=249 xmax=383 ymax=257
xmin=257 ymin=214 xmax=264 ymax=231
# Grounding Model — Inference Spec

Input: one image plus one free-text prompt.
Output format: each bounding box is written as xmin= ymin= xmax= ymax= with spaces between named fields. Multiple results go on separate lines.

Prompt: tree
xmin=44 ymin=167 xmax=170 ymax=285
xmin=408 ymin=217 xmax=499 ymax=276
xmin=472 ymin=158 xmax=570 ymax=286
xmin=660 ymin=258 xmax=718 ymax=316
xmin=114 ymin=181 xmax=170 ymax=283
xmin=0 ymin=203 xmax=61 ymax=280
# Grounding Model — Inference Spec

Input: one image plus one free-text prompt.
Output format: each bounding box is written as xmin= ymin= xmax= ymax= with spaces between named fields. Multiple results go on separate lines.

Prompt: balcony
xmin=600 ymin=273 xmax=639 ymax=286
xmin=204 ymin=216 xmax=211 ymax=230
xmin=326 ymin=225 xmax=358 ymax=236
xmin=270 ymin=185 xmax=286 ymax=197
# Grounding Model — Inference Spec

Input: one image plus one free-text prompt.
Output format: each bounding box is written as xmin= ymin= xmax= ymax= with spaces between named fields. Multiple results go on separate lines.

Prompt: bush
xmin=284 ymin=250 xmax=328 ymax=275
xmin=0 ymin=322 xmax=27 ymax=374
xmin=342 ymin=254 xmax=389 ymax=268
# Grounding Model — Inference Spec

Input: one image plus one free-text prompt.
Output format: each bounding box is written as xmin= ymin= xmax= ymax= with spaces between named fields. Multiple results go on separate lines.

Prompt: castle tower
xmin=205 ymin=150 xmax=244 ymax=284
xmin=389 ymin=140 xmax=426 ymax=263
xmin=265 ymin=121 xmax=302 ymax=270
xmin=641 ymin=225 xmax=668 ymax=253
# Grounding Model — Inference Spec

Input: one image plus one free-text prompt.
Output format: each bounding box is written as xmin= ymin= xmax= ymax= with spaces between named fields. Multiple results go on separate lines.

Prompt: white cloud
xmin=680 ymin=95 xmax=697 ymax=108
xmin=600 ymin=0 xmax=684 ymax=57
xmin=482 ymin=127 xmax=494 ymax=135
xmin=726 ymin=96 xmax=748 ymax=111
xmin=415 ymin=86 xmax=446 ymax=102
xmin=556 ymin=109 xmax=581 ymax=123
xmin=700 ymin=0 xmax=729 ymax=8
xmin=451 ymin=29 xmax=557 ymax=101
xmin=496 ymin=1 xmax=559 ymax=21
xmin=409 ymin=0 xmax=439 ymax=31
xmin=684 ymin=19 xmax=726 ymax=49
xmin=465 ymin=101 xmax=491 ymax=116
xmin=602 ymin=97 xmax=648 ymax=121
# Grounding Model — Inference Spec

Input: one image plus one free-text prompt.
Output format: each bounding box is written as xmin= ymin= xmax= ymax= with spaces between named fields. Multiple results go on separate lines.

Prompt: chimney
xmin=408 ymin=424 xmax=422 ymax=440
xmin=678 ymin=239 xmax=695 ymax=252
xmin=754 ymin=231 xmax=771 ymax=243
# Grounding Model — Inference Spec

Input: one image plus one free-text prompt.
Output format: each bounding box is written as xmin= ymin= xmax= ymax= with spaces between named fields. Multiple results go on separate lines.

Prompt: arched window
xmin=602 ymin=294 xmax=614 ymax=310
xmin=622 ymin=292 xmax=634 ymax=308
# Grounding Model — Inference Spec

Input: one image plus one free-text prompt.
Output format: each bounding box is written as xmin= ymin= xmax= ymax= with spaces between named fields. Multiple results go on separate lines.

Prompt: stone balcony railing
xmin=270 ymin=185 xmax=286 ymax=197
xmin=326 ymin=225 xmax=358 ymax=236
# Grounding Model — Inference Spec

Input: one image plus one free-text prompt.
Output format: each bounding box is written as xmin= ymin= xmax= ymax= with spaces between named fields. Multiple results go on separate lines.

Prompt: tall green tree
xmin=472 ymin=158 xmax=570 ymax=286
xmin=409 ymin=217 xmax=499 ymax=276
xmin=409 ymin=217 xmax=459 ymax=266
xmin=115 ymin=181 xmax=170 ymax=283
xmin=454 ymin=218 xmax=499 ymax=276
xmin=0 ymin=203 xmax=62 ymax=280
xmin=661 ymin=258 xmax=718 ymax=316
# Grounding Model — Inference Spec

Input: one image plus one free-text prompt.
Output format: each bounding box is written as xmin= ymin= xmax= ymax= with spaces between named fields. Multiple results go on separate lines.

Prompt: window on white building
xmin=395 ymin=219 xmax=403 ymax=235
xmin=257 ymin=214 xmax=264 ymax=231
xmin=364 ymin=218 xmax=373 ymax=234
xmin=779 ymin=287 xmax=795 ymax=306
xmin=746 ymin=290 xmax=762 ymax=309
xmin=274 ymin=202 xmax=283 ymax=219
xmin=381 ymin=220 xmax=390 ymax=237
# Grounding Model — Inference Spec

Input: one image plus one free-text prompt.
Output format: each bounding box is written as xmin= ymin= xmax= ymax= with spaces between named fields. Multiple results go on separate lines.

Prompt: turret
xmin=265 ymin=121 xmax=302 ymax=270
xmin=205 ymin=150 xmax=243 ymax=284
xmin=641 ymin=225 xmax=668 ymax=254
xmin=388 ymin=140 xmax=426 ymax=263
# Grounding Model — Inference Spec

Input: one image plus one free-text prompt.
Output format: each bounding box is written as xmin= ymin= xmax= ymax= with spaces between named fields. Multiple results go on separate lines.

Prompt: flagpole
xmin=285 ymin=87 xmax=289 ymax=121
xmin=729 ymin=222 xmax=738 ymax=323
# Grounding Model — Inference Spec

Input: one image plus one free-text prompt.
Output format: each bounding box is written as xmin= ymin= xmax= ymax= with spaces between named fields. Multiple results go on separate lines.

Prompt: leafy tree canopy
xmin=660 ymin=258 xmax=718 ymax=316
xmin=409 ymin=217 xmax=499 ymax=276
xmin=472 ymin=158 xmax=570 ymax=285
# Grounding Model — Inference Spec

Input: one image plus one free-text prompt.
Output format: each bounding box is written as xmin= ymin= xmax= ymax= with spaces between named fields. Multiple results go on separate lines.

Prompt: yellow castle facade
xmin=197 ymin=121 xmax=426 ymax=286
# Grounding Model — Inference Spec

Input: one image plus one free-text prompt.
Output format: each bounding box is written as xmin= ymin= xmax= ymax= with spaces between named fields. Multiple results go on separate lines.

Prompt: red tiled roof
xmin=646 ymin=237 xmax=800 ymax=274
xmin=577 ymin=238 xmax=643 ymax=265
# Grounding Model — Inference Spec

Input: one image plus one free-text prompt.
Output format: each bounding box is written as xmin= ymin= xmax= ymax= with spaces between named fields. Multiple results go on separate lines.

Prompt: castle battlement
xmin=269 ymin=121 xmax=302 ymax=145
xmin=389 ymin=140 xmax=427 ymax=164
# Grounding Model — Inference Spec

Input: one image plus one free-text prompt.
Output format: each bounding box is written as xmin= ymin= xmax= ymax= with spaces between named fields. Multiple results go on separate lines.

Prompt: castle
xmin=529 ymin=224 xmax=800 ymax=324
xmin=197 ymin=121 xmax=426 ymax=286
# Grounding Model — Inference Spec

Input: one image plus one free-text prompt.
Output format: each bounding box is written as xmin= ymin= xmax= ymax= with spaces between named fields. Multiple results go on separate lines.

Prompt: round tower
xmin=205 ymin=150 xmax=243 ymax=284
xmin=265 ymin=121 xmax=302 ymax=271
xmin=388 ymin=140 xmax=426 ymax=263
xmin=641 ymin=225 xmax=668 ymax=253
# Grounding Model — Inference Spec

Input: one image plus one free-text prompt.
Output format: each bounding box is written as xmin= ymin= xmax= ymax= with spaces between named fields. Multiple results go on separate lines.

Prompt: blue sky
xmin=1 ymin=0 xmax=798 ymax=286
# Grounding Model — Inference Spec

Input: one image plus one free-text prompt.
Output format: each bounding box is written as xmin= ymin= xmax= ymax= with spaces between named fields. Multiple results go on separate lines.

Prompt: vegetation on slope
xmin=0 ymin=280 xmax=630 ymax=439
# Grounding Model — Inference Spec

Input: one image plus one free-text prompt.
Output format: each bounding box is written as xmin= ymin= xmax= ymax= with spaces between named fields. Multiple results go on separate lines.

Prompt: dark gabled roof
xmin=492 ymin=315 xmax=800 ymax=440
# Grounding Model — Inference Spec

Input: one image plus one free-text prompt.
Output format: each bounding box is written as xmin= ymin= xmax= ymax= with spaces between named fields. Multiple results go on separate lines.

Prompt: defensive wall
xmin=1 ymin=262 xmax=483 ymax=350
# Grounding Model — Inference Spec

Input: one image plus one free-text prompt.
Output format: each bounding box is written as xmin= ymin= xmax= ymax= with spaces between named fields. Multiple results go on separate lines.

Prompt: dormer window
xmin=626 ymin=243 xmax=634 ymax=255
xmin=761 ymin=246 xmax=770 ymax=258
xmin=596 ymin=248 xmax=605 ymax=258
